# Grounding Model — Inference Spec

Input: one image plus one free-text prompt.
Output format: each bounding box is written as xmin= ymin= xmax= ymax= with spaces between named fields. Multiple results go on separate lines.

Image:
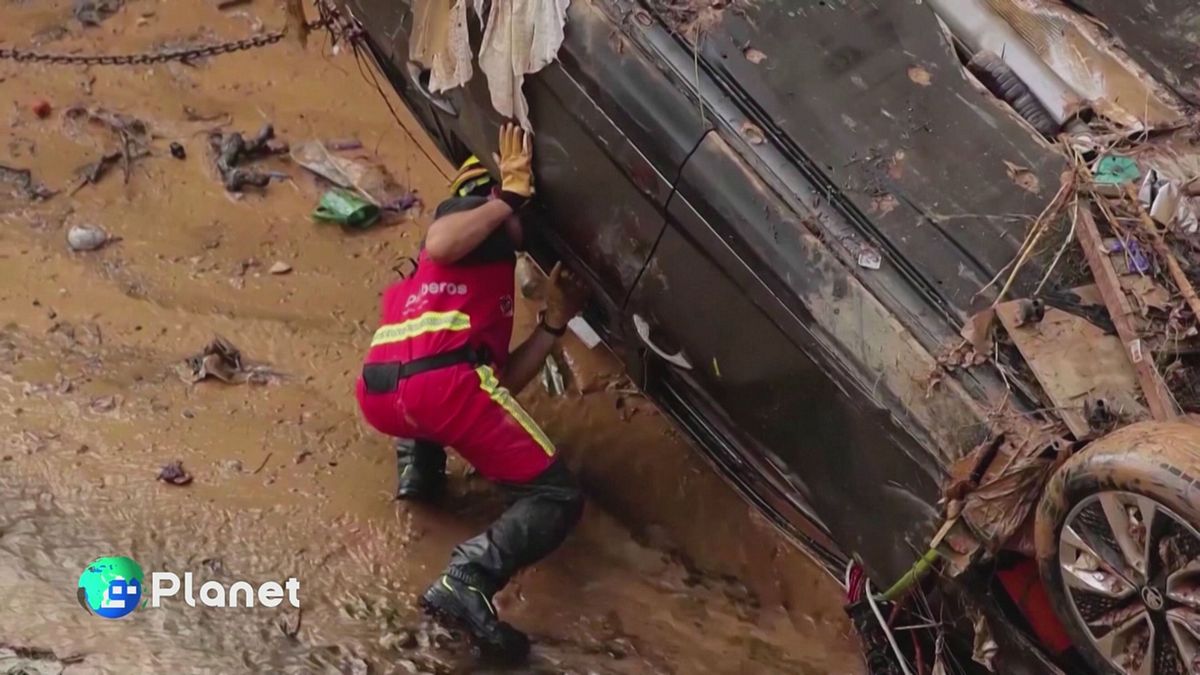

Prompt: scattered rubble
xmin=0 ymin=164 xmax=55 ymax=201
xmin=290 ymin=140 xmax=411 ymax=207
xmin=74 ymin=0 xmax=124 ymax=26
xmin=178 ymin=336 xmax=280 ymax=385
xmin=89 ymin=395 xmax=119 ymax=413
xmin=63 ymin=105 xmax=151 ymax=184
xmin=208 ymin=124 xmax=287 ymax=192
xmin=70 ymin=151 xmax=122 ymax=194
xmin=950 ymin=130 xmax=1200 ymax=552
xmin=157 ymin=460 xmax=193 ymax=486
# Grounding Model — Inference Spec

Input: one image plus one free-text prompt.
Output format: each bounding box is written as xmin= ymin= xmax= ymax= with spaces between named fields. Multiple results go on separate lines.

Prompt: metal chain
xmin=0 ymin=19 xmax=327 ymax=66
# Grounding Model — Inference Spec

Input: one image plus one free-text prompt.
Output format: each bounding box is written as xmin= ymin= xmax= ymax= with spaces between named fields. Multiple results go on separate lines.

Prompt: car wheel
xmin=1035 ymin=421 xmax=1200 ymax=675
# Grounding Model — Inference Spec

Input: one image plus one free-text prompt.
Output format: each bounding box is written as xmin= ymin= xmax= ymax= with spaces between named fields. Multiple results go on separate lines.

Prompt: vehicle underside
xmin=334 ymin=0 xmax=1200 ymax=671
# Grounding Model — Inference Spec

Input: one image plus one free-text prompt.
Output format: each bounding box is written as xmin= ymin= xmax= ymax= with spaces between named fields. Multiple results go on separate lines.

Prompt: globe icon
xmin=78 ymin=556 xmax=145 ymax=619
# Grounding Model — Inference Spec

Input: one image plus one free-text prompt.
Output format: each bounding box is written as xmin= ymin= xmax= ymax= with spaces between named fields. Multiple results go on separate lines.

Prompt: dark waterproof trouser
xmin=396 ymin=438 xmax=584 ymax=595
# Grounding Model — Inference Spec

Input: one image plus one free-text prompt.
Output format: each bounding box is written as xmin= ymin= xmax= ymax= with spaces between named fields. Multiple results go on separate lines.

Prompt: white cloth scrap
xmin=409 ymin=0 xmax=572 ymax=129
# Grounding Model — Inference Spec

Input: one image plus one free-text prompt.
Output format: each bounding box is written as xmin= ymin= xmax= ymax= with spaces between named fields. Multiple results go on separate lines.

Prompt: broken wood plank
xmin=1074 ymin=206 xmax=1178 ymax=421
xmin=996 ymin=289 xmax=1147 ymax=438
xmin=1123 ymin=185 xmax=1200 ymax=323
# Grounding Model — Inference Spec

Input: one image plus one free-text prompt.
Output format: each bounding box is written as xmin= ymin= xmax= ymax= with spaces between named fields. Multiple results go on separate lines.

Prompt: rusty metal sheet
xmin=996 ymin=289 xmax=1147 ymax=438
xmin=1070 ymin=0 xmax=1200 ymax=105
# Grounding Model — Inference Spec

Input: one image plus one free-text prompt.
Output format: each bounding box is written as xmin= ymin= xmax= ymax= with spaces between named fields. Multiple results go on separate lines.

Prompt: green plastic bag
xmin=1094 ymin=155 xmax=1140 ymax=186
xmin=312 ymin=188 xmax=381 ymax=229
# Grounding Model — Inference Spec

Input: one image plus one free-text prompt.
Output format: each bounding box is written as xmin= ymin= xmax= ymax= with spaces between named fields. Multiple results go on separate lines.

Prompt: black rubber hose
xmin=967 ymin=50 xmax=1061 ymax=137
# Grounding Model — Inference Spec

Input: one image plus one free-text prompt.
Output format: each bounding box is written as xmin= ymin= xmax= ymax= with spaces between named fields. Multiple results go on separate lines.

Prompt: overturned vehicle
xmin=333 ymin=0 xmax=1200 ymax=671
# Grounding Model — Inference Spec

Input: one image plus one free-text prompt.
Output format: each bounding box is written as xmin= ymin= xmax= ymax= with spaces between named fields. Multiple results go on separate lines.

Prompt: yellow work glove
xmin=542 ymin=262 xmax=589 ymax=333
xmin=497 ymin=123 xmax=533 ymax=209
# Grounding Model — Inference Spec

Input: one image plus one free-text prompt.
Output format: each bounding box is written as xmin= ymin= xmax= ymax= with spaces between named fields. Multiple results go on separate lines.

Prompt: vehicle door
xmin=625 ymin=130 xmax=943 ymax=578
xmin=357 ymin=0 xmax=712 ymax=356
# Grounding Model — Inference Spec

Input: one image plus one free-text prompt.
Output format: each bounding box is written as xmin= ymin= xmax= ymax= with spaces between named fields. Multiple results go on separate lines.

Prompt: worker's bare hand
xmin=498 ymin=123 xmax=534 ymax=199
xmin=544 ymin=262 xmax=589 ymax=330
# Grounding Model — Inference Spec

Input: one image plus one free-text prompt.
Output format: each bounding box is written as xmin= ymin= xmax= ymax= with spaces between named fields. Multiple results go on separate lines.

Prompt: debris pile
xmin=927 ymin=1 xmax=1200 ymax=604
xmin=941 ymin=128 xmax=1200 ymax=579
xmin=177 ymin=336 xmax=280 ymax=385
xmin=291 ymin=139 xmax=416 ymax=221
xmin=63 ymin=105 xmax=152 ymax=191
xmin=208 ymin=123 xmax=289 ymax=192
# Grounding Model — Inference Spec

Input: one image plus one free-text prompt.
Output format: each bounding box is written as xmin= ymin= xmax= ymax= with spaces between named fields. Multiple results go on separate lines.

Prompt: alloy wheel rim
xmin=1059 ymin=490 xmax=1200 ymax=674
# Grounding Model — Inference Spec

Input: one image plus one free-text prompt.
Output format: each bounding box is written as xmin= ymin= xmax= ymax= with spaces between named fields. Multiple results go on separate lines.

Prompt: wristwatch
xmin=537 ymin=310 xmax=567 ymax=337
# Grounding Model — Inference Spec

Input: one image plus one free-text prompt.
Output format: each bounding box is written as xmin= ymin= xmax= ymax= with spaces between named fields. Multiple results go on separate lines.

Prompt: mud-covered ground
xmin=0 ymin=1 xmax=861 ymax=673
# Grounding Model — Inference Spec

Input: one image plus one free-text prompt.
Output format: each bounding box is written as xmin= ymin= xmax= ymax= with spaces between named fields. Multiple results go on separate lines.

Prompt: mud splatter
xmin=907 ymin=65 xmax=933 ymax=86
xmin=1004 ymin=160 xmax=1042 ymax=194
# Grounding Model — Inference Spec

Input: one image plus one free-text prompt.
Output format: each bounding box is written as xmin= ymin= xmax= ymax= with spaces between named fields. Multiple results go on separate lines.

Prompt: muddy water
xmin=0 ymin=1 xmax=862 ymax=673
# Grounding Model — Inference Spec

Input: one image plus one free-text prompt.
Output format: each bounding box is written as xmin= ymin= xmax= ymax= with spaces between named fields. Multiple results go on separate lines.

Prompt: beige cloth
xmin=409 ymin=0 xmax=571 ymax=129
xmin=410 ymin=0 xmax=474 ymax=95
xmin=478 ymin=0 xmax=571 ymax=129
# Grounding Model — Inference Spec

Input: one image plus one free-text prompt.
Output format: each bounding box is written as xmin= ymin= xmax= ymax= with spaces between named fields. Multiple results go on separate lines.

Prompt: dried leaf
xmin=1004 ymin=161 xmax=1041 ymax=195
xmin=960 ymin=307 xmax=996 ymax=356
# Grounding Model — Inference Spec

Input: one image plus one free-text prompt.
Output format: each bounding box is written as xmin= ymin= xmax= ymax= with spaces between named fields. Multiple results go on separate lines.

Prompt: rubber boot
xmin=419 ymin=572 xmax=530 ymax=663
xmin=395 ymin=438 xmax=446 ymax=501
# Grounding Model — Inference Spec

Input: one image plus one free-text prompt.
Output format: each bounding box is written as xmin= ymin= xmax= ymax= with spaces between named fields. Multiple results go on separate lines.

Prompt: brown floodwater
xmin=0 ymin=1 xmax=862 ymax=673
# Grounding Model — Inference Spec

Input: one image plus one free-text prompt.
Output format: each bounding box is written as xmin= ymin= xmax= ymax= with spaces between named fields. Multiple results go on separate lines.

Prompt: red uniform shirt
xmin=365 ymin=250 xmax=516 ymax=369
xmin=364 ymin=196 xmax=517 ymax=370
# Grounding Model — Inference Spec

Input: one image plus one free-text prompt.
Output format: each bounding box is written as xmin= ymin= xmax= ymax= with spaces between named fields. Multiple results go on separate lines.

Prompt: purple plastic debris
xmin=383 ymin=192 xmax=422 ymax=212
xmin=1107 ymin=238 xmax=1152 ymax=274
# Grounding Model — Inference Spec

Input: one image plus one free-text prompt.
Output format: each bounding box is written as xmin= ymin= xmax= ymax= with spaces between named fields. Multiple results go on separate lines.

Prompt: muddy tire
xmin=1036 ymin=421 xmax=1200 ymax=674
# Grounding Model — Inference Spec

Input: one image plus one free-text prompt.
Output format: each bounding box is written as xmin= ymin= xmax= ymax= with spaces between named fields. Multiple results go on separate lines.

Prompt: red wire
xmin=847 ymin=567 xmax=863 ymax=602
xmin=911 ymin=629 xmax=926 ymax=675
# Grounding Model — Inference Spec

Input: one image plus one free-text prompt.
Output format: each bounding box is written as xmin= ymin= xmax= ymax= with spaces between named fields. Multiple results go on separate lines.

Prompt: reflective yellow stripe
xmin=370 ymin=311 xmax=471 ymax=347
xmin=475 ymin=365 xmax=555 ymax=457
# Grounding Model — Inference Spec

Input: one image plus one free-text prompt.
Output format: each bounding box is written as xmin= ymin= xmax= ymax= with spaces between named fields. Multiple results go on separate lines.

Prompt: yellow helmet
xmin=448 ymin=155 xmax=495 ymax=197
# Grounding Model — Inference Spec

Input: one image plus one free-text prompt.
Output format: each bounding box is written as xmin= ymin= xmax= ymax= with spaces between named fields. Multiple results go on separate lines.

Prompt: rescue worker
xmin=356 ymin=123 xmax=588 ymax=661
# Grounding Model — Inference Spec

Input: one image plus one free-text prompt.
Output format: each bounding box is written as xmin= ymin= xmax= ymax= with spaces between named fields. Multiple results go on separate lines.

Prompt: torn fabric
xmin=477 ymin=0 xmax=571 ymax=128
xmin=410 ymin=0 xmax=474 ymax=95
